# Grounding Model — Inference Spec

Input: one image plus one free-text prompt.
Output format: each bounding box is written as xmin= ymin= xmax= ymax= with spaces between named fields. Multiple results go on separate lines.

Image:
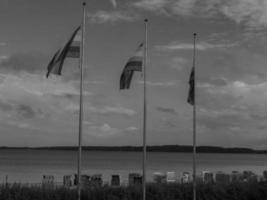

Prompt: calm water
xmin=0 ymin=149 xmax=267 ymax=183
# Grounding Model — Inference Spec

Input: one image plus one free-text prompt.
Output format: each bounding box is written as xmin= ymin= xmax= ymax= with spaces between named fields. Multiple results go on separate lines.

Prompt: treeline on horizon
xmin=0 ymin=145 xmax=267 ymax=154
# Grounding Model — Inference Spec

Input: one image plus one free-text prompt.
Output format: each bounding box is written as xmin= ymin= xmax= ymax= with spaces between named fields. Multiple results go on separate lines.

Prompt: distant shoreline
xmin=0 ymin=145 xmax=267 ymax=154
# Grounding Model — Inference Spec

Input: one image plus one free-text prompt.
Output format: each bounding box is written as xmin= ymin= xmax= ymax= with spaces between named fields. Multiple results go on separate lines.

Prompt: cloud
xmin=156 ymin=106 xmax=177 ymax=115
xmin=0 ymin=99 xmax=42 ymax=119
xmin=133 ymin=0 xmax=168 ymax=14
xmin=88 ymin=11 xmax=138 ymax=23
xmin=219 ymin=0 xmax=267 ymax=29
xmin=110 ymin=0 xmax=117 ymax=8
xmin=100 ymin=123 xmax=115 ymax=132
xmin=196 ymin=47 xmax=267 ymax=87
xmin=0 ymin=72 xmax=86 ymax=124
xmin=0 ymin=53 xmax=46 ymax=73
xmin=133 ymin=0 xmax=267 ymax=29
xmin=0 ymin=55 xmax=8 ymax=61
xmin=6 ymin=120 xmax=41 ymax=130
xmin=196 ymin=79 xmax=267 ymax=118
xmin=89 ymin=123 xmax=118 ymax=137
xmin=126 ymin=126 xmax=138 ymax=131
xmin=133 ymin=0 xmax=213 ymax=15
xmin=199 ymin=77 xmax=228 ymax=87
xmin=197 ymin=104 xmax=267 ymax=139
xmin=169 ymin=57 xmax=188 ymax=70
xmin=16 ymin=104 xmax=37 ymax=119
xmin=171 ymin=0 xmax=219 ymax=17
xmin=156 ymin=41 xmax=237 ymax=51
xmin=201 ymin=80 xmax=267 ymax=100
xmin=88 ymin=106 xmax=136 ymax=116
xmin=138 ymin=80 xmax=180 ymax=87
xmin=0 ymin=52 xmax=90 ymax=83
xmin=0 ymin=73 xmax=83 ymax=98
xmin=207 ymin=78 xmax=228 ymax=87
xmin=160 ymin=117 xmax=178 ymax=128
xmin=198 ymin=111 xmax=246 ymax=130
xmin=0 ymin=100 xmax=13 ymax=113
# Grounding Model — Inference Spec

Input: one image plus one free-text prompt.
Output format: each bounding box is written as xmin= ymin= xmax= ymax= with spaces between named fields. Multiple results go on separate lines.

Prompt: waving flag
xmin=187 ymin=67 xmax=194 ymax=105
xmin=67 ymin=31 xmax=81 ymax=58
xmin=120 ymin=43 xmax=144 ymax=89
xmin=46 ymin=26 xmax=81 ymax=78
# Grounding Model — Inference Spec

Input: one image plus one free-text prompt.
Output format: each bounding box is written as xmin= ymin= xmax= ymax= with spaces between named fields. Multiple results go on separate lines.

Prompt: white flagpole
xmin=142 ymin=18 xmax=148 ymax=200
xmin=192 ymin=33 xmax=197 ymax=200
xmin=77 ymin=2 xmax=86 ymax=200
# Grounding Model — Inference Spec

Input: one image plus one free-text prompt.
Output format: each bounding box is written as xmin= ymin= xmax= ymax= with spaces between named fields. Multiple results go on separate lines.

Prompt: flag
xmin=120 ymin=43 xmax=144 ymax=89
xmin=187 ymin=67 xmax=194 ymax=105
xmin=66 ymin=30 xmax=81 ymax=58
xmin=46 ymin=26 xmax=81 ymax=78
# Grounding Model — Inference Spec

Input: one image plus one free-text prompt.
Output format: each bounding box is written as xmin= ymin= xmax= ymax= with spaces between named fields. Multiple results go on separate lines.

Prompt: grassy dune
xmin=1 ymin=182 xmax=267 ymax=200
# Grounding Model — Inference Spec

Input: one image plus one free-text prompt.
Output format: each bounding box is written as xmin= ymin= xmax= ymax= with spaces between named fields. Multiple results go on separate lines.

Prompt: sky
xmin=1 ymin=0 xmax=267 ymax=148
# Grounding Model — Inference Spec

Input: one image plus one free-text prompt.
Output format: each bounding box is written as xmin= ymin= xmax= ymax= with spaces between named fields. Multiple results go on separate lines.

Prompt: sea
xmin=0 ymin=149 xmax=267 ymax=184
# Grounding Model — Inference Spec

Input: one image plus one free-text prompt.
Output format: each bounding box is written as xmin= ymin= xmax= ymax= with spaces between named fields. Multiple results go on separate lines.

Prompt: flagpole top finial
xmin=82 ymin=2 xmax=86 ymax=6
xmin=144 ymin=19 xmax=148 ymax=22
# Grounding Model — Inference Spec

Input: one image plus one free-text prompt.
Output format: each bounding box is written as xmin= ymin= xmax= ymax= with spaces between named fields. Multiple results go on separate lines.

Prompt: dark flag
xmin=187 ymin=67 xmax=194 ymax=105
xmin=46 ymin=26 xmax=81 ymax=78
xmin=120 ymin=43 xmax=144 ymax=89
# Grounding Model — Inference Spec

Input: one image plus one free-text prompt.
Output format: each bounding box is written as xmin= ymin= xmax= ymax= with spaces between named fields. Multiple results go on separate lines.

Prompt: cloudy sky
xmin=1 ymin=0 xmax=267 ymax=148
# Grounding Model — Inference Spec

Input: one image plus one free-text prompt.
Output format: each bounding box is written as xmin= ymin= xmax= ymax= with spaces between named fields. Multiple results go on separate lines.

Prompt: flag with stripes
xmin=120 ymin=43 xmax=144 ymax=89
xmin=66 ymin=30 xmax=81 ymax=58
xmin=46 ymin=26 xmax=81 ymax=78
xmin=187 ymin=67 xmax=194 ymax=105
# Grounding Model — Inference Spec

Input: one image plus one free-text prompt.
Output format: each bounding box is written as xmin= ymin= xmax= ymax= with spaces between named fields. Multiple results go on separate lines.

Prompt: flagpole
xmin=77 ymin=2 xmax=86 ymax=200
xmin=142 ymin=19 xmax=148 ymax=200
xmin=192 ymin=33 xmax=197 ymax=200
